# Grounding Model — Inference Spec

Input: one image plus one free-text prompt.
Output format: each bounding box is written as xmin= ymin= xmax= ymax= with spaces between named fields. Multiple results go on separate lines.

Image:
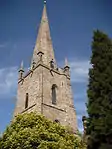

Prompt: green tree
xmin=87 ymin=30 xmax=112 ymax=149
xmin=0 ymin=112 xmax=83 ymax=149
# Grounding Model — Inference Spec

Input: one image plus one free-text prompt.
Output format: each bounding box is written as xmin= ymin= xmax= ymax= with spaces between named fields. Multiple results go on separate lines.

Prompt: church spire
xmin=32 ymin=1 xmax=56 ymax=66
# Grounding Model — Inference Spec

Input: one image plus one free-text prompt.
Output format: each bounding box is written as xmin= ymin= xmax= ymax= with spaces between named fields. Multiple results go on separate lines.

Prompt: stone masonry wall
xmin=14 ymin=63 xmax=77 ymax=132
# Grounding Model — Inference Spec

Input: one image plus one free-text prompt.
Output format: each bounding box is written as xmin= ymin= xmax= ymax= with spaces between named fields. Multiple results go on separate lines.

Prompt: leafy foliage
xmin=87 ymin=30 xmax=112 ymax=149
xmin=0 ymin=112 xmax=83 ymax=149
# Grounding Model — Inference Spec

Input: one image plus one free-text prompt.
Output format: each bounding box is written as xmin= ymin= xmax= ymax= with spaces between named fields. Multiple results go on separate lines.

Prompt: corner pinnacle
xmin=65 ymin=57 xmax=69 ymax=67
xmin=19 ymin=60 xmax=24 ymax=72
xmin=20 ymin=60 xmax=24 ymax=70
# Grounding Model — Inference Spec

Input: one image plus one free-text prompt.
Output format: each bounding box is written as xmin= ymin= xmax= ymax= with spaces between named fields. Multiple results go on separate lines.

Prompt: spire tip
xmin=44 ymin=0 xmax=46 ymax=4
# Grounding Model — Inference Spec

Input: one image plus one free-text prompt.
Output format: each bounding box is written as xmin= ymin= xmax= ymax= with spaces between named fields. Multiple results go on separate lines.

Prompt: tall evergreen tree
xmin=87 ymin=30 xmax=112 ymax=149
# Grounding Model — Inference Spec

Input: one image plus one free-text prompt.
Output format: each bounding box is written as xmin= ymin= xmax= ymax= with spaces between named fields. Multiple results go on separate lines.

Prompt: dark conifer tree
xmin=87 ymin=30 xmax=112 ymax=149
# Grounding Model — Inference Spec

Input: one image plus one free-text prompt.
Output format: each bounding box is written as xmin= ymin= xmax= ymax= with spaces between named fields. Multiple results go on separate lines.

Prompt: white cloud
xmin=77 ymin=114 xmax=84 ymax=133
xmin=66 ymin=58 xmax=91 ymax=132
xmin=70 ymin=59 xmax=91 ymax=83
xmin=0 ymin=67 xmax=18 ymax=95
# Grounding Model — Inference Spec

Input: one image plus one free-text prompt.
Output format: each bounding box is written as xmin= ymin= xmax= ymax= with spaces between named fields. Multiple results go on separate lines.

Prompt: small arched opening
xmin=51 ymin=84 xmax=57 ymax=105
xmin=25 ymin=93 xmax=29 ymax=109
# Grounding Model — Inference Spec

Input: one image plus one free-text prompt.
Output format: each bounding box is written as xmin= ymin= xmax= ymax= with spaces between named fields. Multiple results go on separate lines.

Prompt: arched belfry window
xmin=52 ymin=84 xmax=57 ymax=105
xmin=25 ymin=93 xmax=29 ymax=109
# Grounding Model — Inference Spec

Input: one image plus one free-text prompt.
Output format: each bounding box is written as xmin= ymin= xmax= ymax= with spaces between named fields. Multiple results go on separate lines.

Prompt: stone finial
xmin=18 ymin=61 xmax=24 ymax=79
xmin=82 ymin=116 xmax=87 ymax=134
xmin=37 ymin=51 xmax=44 ymax=62
xmin=20 ymin=61 xmax=24 ymax=70
xmin=50 ymin=59 xmax=55 ymax=69
xmin=82 ymin=116 xmax=88 ymax=143
xmin=64 ymin=57 xmax=69 ymax=68
xmin=64 ymin=58 xmax=70 ymax=76
xmin=31 ymin=59 xmax=36 ymax=70
xmin=19 ymin=60 xmax=24 ymax=72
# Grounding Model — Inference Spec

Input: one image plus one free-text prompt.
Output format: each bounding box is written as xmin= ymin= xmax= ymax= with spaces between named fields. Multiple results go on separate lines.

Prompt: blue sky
xmin=0 ymin=0 xmax=112 ymax=133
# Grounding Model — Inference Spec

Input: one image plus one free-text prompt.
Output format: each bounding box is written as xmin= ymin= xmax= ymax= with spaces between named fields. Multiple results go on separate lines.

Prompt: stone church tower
xmin=14 ymin=1 xmax=77 ymax=133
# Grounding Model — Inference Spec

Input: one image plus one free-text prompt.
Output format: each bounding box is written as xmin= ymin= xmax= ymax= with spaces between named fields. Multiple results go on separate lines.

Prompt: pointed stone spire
xmin=32 ymin=1 xmax=56 ymax=66
xmin=18 ymin=61 xmax=24 ymax=79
